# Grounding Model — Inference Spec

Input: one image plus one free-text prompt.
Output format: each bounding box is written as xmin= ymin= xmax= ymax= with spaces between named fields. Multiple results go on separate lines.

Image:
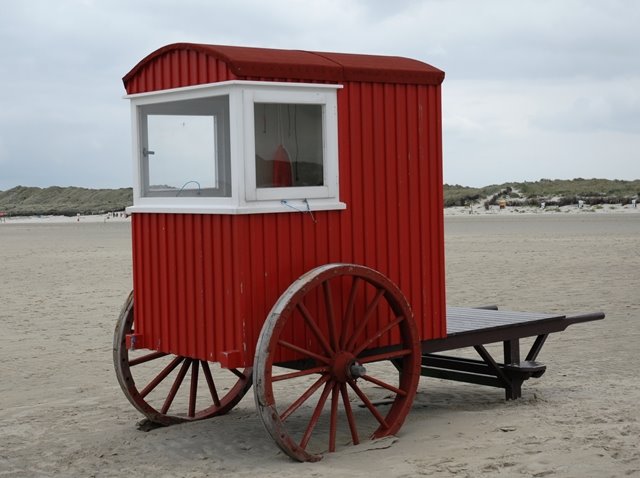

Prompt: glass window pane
xmin=254 ymin=103 xmax=324 ymax=189
xmin=141 ymin=96 xmax=231 ymax=197
xmin=147 ymin=115 xmax=216 ymax=192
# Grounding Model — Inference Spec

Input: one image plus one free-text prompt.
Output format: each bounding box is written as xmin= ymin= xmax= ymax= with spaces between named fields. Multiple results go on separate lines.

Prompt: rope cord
xmin=280 ymin=199 xmax=317 ymax=223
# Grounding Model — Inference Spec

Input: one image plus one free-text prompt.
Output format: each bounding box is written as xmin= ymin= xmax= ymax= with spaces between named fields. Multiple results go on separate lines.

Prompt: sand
xmin=1 ymin=214 xmax=639 ymax=477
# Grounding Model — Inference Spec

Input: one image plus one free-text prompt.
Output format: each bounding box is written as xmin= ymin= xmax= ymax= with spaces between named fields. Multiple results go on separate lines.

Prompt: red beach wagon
xmin=114 ymin=43 xmax=603 ymax=461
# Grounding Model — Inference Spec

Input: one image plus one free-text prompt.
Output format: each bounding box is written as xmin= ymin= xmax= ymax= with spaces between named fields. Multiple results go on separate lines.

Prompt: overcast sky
xmin=1 ymin=0 xmax=638 ymax=190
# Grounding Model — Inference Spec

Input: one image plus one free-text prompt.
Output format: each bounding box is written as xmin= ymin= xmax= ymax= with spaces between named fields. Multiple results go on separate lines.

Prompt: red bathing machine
xmin=114 ymin=43 xmax=602 ymax=462
xmin=123 ymin=43 xmax=447 ymax=360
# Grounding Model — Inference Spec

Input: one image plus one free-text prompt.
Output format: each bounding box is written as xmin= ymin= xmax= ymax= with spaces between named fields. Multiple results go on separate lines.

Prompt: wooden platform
xmin=422 ymin=307 xmax=588 ymax=354
xmin=446 ymin=307 xmax=564 ymax=335
xmin=415 ymin=306 xmax=604 ymax=399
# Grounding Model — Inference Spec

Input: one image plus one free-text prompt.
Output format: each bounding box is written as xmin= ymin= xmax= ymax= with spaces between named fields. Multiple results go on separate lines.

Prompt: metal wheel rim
xmin=254 ymin=264 xmax=420 ymax=461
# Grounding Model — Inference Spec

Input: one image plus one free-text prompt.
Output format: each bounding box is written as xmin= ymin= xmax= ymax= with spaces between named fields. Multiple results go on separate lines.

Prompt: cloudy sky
xmin=0 ymin=0 xmax=638 ymax=190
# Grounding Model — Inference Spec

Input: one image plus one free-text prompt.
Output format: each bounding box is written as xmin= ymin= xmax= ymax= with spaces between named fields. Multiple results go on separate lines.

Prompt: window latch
xmin=143 ymin=147 xmax=155 ymax=157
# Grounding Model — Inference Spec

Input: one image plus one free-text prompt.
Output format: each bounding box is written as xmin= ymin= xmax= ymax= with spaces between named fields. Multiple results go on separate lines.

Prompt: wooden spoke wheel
xmin=254 ymin=264 xmax=421 ymax=461
xmin=113 ymin=291 xmax=252 ymax=426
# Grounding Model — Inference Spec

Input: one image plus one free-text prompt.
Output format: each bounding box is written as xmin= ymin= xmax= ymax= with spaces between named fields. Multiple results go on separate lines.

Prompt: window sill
xmin=126 ymin=199 xmax=346 ymax=215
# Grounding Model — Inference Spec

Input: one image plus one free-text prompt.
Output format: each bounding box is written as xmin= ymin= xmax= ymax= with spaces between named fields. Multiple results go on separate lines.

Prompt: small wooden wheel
xmin=254 ymin=264 xmax=421 ymax=461
xmin=113 ymin=291 xmax=252 ymax=426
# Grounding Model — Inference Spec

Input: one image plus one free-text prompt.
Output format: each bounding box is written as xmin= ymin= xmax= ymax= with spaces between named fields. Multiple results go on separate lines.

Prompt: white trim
xmin=127 ymin=200 xmax=346 ymax=215
xmin=127 ymin=80 xmax=344 ymax=215
xmin=243 ymin=86 xmax=339 ymax=203
xmin=229 ymin=90 xmax=246 ymax=204
xmin=131 ymin=103 xmax=143 ymax=206
xmin=134 ymin=196 xmax=237 ymax=207
xmin=243 ymin=88 xmax=258 ymax=202
xmin=256 ymin=186 xmax=331 ymax=201
xmin=124 ymin=80 xmax=342 ymax=100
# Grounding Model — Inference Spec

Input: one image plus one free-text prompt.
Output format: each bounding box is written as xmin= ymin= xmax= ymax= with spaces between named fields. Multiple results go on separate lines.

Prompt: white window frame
xmin=139 ymin=96 xmax=231 ymax=198
xmin=125 ymin=80 xmax=345 ymax=215
xmin=243 ymin=87 xmax=339 ymax=202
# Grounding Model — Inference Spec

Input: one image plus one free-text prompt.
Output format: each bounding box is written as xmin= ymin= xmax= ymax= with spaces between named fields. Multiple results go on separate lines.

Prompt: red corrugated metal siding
xmin=133 ymin=214 xmax=245 ymax=361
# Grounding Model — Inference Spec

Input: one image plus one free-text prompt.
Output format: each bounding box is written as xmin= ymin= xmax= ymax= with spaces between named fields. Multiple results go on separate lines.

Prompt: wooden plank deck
xmin=422 ymin=307 xmax=570 ymax=354
xmin=446 ymin=307 xmax=565 ymax=336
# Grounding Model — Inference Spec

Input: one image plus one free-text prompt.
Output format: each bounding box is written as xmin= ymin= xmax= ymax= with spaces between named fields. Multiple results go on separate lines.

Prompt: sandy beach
xmin=1 ymin=213 xmax=639 ymax=477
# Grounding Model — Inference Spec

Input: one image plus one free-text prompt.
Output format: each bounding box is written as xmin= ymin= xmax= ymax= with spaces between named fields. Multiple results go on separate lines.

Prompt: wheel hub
xmin=349 ymin=363 xmax=367 ymax=378
xmin=330 ymin=351 xmax=366 ymax=382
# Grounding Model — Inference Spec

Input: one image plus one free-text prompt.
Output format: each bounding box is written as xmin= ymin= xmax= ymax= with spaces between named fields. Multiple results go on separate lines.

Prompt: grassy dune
xmin=0 ymin=186 xmax=132 ymax=217
xmin=444 ymin=178 xmax=640 ymax=208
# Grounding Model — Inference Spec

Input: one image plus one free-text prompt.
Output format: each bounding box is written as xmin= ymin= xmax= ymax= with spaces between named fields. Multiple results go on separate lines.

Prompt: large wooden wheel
xmin=113 ymin=291 xmax=252 ymax=426
xmin=254 ymin=264 xmax=421 ymax=461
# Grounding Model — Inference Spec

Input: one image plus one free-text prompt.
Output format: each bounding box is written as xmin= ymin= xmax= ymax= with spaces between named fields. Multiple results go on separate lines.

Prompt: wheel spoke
xmin=358 ymin=348 xmax=412 ymax=364
xmin=129 ymin=351 xmax=168 ymax=367
xmin=188 ymin=360 xmax=199 ymax=417
xmin=300 ymin=380 xmax=333 ymax=450
xmin=280 ymin=374 xmax=330 ymax=421
xmin=345 ymin=288 xmax=385 ymax=352
xmin=229 ymin=368 xmax=247 ymax=380
xmin=340 ymin=277 xmax=361 ymax=349
xmin=361 ymin=374 xmax=407 ymax=397
xmin=353 ymin=316 xmax=404 ymax=357
xmin=348 ymin=380 xmax=389 ymax=429
xmin=329 ymin=383 xmax=340 ymax=452
xmin=297 ymin=303 xmax=334 ymax=356
xmin=201 ymin=361 xmax=221 ymax=407
xmin=278 ymin=339 xmax=331 ymax=364
xmin=139 ymin=356 xmax=184 ymax=398
xmin=340 ymin=383 xmax=359 ymax=445
xmin=273 ymin=365 xmax=330 ymax=382
xmin=322 ymin=280 xmax=338 ymax=351
xmin=161 ymin=358 xmax=192 ymax=414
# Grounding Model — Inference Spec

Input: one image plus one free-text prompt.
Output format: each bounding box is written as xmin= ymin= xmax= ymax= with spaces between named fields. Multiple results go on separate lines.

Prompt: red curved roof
xmin=123 ymin=43 xmax=444 ymax=93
